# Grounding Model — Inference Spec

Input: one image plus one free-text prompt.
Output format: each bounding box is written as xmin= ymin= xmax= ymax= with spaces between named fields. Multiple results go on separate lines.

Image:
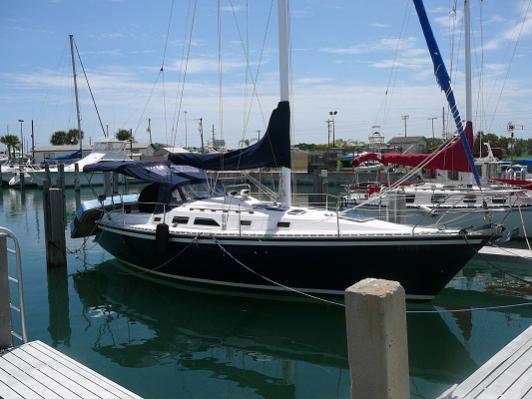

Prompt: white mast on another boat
xmin=277 ymin=0 xmax=292 ymax=208
xmin=463 ymin=0 xmax=475 ymax=185
xmin=69 ymin=34 xmax=83 ymax=154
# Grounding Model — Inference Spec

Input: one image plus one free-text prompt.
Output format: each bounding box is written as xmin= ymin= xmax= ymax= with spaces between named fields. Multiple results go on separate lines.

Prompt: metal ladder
xmin=0 ymin=226 xmax=27 ymax=346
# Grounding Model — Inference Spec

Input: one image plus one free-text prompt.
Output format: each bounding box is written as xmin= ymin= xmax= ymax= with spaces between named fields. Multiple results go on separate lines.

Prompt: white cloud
xmin=320 ymin=37 xmax=417 ymax=55
xmin=220 ymin=5 xmax=243 ymax=12
xmin=369 ymin=23 xmax=390 ymax=28
xmin=88 ymin=32 xmax=128 ymax=40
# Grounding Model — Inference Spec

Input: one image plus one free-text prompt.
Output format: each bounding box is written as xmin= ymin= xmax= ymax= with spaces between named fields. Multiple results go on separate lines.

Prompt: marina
xmin=0 ymin=186 xmax=531 ymax=398
xmin=2 ymin=0 xmax=532 ymax=397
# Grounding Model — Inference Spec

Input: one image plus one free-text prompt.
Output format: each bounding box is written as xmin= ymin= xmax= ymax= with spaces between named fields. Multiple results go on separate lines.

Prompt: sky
xmin=1 ymin=0 xmax=532 ymax=150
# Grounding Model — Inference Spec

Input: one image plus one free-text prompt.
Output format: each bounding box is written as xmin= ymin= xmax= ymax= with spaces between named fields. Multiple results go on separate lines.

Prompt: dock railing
xmin=0 ymin=227 xmax=27 ymax=348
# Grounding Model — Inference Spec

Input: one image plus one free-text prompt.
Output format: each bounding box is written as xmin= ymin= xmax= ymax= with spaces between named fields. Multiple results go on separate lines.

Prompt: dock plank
xmin=30 ymin=341 xmax=141 ymax=399
xmin=449 ymin=325 xmax=532 ymax=399
xmin=21 ymin=343 xmax=126 ymax=399
xmin=0 ymin=351 xmax=62 ymax=399
xmin=0 ymin=340 xmax=143 ymax=399
xmin=0 ymin=364 xmax=41 ymax=399
xmin=502 ymin=363 xmax=532 ymax=398
xmin=8 ymin=348 xmax=85 ymax=399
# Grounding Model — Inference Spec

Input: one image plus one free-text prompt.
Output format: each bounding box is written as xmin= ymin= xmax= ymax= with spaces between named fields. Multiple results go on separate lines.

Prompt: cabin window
xmin=288 ymin=209 xmax=306 ymax=215
xmin=172 ymin=216 xmax=189 ymax=224
xmin=447 ymin=170 xmax=459 ymax=181
xmin=492 ymin=197 xmax=507 ymax=204
xmin=194 ymin=217 xmax=220 ymax=226
xmin=240 ymin=220 xmax=252 ymax=226
xmin=179 ymin=182 xmax=212 ymax=202
xmin=431 ymin=194 xmax=447 ymax=204
xmin=277 ymin=221 xmax=290 ymax=228
xmin=153 ymin=216 xmax=161 ymax=222
xmin=405 ymin=194 xmax=416 ymax=204
xmin=463 ymin=195 xmax=476 ymax=204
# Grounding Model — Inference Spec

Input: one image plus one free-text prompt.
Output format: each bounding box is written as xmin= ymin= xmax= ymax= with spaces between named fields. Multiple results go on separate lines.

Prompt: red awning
xmin=353 ymin=126 xmax=474 ymax=172
xmin=493 ymin=178 xmax=532 ymax=190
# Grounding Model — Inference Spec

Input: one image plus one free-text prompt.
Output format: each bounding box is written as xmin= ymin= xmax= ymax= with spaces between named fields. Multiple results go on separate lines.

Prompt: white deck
xmin=477 ymin=246 xmax=532 ymax=265
xmin=0 ymin=340 xmax=142 ymax=399
xmin=439 ymin=325 xmax=532 ymax=399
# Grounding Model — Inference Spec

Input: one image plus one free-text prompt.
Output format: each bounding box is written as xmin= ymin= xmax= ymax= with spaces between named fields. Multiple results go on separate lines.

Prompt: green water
xmin=2 ymin=187 xmax=531 ymax=399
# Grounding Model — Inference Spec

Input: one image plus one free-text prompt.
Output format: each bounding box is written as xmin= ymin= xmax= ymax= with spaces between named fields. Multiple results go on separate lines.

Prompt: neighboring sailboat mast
xmin=464 ymin=0 xmax=473 ymax=127
xmin=277 ymin=0 xmax=292 ymax=208
xmin=69 ymin=34 xmax=83 ymax=153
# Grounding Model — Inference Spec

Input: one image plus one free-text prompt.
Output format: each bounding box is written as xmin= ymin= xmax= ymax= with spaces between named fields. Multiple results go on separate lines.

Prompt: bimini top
xmin=168 ymin=101 xmax=291 ymax=170
xmin=84 ymin=160 xmax=208 ymax=186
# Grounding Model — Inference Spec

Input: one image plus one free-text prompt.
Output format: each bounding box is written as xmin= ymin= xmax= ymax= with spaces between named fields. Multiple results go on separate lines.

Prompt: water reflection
xmin=47 ymin=266 xmax=71 ymax=347
xmin=71 ymin=260 xmax=500 ymax=398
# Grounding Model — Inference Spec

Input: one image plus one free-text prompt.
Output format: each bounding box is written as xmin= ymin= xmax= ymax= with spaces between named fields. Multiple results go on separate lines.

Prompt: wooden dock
xmin=438 ymin=325 xmax=532 ymax=399
xmin=0 ymin=340 xmax=142 ymax=399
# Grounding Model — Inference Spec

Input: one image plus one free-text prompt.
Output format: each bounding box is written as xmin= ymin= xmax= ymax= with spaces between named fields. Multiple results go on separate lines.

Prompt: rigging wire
xmin=161 ymin=0 xmax=175 ymax=146
xmin=74 ymin=40 xmax=107 ymax=137
xmin=227 ymin=0 xmax=271 ymax=137
xmin=170 ymin=0 xmax=198 ymax=148
xmin=487 ymin=0 xmax=532 ymax=133
xmin=373 ymin=0 xmax=411 ymax=128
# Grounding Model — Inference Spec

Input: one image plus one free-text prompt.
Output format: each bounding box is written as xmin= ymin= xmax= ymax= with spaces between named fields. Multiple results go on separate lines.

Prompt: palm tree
xmin=0 ymin=134 xmax=20 ymax=159
xmin=115 ymin=129 xmax=133 ymax=141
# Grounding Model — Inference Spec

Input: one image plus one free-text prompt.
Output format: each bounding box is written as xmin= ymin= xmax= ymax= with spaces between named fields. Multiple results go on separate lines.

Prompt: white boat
xmin=71 ymin=0 xmax=500 ymax=301
xmin=29 ymin=139 xmax=132 ymax=187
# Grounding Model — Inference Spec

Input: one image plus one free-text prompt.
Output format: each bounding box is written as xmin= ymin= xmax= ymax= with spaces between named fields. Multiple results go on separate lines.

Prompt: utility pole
xmin=129 ymin=128 xmax=133 ymax=159
xmin=507 ymin=122 xmax=524 ymax=156
xmin=18 ymin=119 xmax=24 ymax=157
xmin=401 ymin=114 xmax=409 ymax=137
xmin=325 ymin=120 xmax=332 ymax=147
xmin=147 ymin=118 xmax=152 ymax=144
xmin=106 ymin=124 xmax=109 ymax=137
xmin=428 ymin=116 xmax=437 ymax=139
xmin=211 ymin=124 xmax=216 ymax=148
xmin=256 ymin=130 xmax=261 ymax=141
xmin=442 ymin=106 xmax=445 ymax=139
xmin=329 ymin=111 xmax=338 ymax=147
xmin=198 ymin=118 xmax=205 ymax=153
xmin=69 ymin=34 xmax=83 ymax=153
xmin=31 ymin=120 xmax=35 ymax=162
xmin=183 ymin=110 xmax=188 ymax=148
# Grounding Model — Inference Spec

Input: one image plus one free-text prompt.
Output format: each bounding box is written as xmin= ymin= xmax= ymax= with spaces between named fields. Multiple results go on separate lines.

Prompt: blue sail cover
xmin=84 ymin=160 xmax=209 ymax=186
xmin=46 ymin=149 xmax=82 ymax=162
xmin=412 ymin=0 xmax=481 ymax=186
xmin=168 ymin=101 xmax=291 ymax=170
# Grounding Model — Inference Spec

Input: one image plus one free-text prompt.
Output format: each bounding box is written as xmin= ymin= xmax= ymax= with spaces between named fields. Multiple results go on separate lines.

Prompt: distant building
xmin=387 ymin=136 xmax=427 ymax=154
xmin=33 ymin=142 xmax=150 ymax=163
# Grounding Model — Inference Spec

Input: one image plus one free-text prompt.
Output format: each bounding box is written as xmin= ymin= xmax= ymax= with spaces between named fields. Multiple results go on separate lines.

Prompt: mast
xmin=277 ymin=0 xmax=291 ymax=208
xmin=464 ymin=0 xmax=472 ymax=127
xmin=69 ymin=34 xmax=83 ymax=153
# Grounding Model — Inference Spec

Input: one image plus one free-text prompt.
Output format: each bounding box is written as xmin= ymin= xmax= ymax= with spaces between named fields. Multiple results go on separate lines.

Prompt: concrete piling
xmin=345 ymin=278 xmax=410 ymax=399
xmin=0 ymin=233 xmax=11 ymax=348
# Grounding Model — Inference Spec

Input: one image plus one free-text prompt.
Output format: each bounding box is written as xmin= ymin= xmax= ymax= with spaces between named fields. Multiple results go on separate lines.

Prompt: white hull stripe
xmin=98 ymin=224 xmax=484 ymax=246
xmin=117 ymin=258 xmax=435 ymax=301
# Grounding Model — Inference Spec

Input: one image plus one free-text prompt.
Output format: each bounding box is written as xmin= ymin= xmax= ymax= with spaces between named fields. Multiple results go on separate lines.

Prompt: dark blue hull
xmin=95 ymin=225 xmax=488 ymax=300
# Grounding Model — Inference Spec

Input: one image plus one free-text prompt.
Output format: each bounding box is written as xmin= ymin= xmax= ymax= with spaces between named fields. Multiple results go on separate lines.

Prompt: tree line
xmin=50 ymin=128 xmax=133 ymax=145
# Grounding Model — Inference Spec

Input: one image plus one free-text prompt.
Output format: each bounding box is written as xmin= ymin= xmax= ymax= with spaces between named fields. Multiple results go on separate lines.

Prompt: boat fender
xmin=155 ymin=223 xmax=170 ymax=254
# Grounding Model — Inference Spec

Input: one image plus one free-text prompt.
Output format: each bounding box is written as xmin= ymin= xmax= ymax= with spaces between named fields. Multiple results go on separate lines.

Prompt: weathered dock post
xmin=57 ymin=162 xmax=65 ymax=192
xmin=74 ymin=162 xmax=80 ymax=192
xmin=43 ymin=187 xmax=67 ymax=268
xmin=345 ymin=278 xmax=410 ymax=399
xmin=44 ymin=162 xmax=51 ymax=188
xmin=0 ymin=233 xmax=12 ymax=348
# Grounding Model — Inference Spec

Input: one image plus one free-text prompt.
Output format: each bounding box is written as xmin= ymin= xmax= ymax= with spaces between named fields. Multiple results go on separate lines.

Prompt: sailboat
xmin=343 ymin=0 xmax=532 ymax=238
xmin=73 ymin=0 xmax=499 ymax=300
